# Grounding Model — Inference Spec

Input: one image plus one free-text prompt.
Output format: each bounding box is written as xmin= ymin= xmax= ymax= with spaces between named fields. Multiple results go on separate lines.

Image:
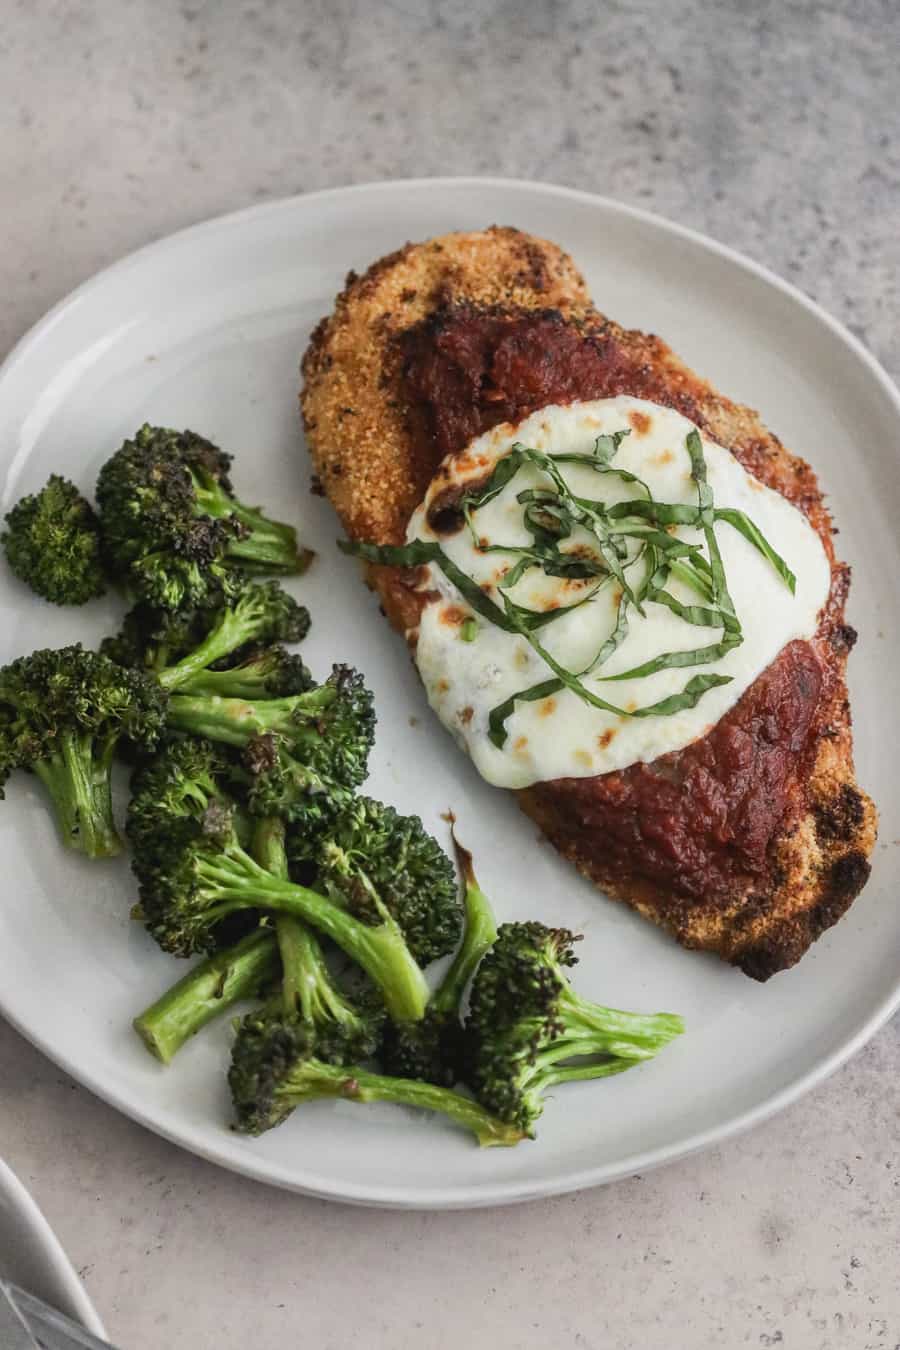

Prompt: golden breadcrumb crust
xmin=301 ymin=226 xmax=589 ymax=544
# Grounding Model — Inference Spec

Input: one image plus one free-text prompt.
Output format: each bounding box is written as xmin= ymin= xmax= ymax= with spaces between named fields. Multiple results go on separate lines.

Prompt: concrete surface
xmin=2 ymin=2 xmax=899 ymax=1346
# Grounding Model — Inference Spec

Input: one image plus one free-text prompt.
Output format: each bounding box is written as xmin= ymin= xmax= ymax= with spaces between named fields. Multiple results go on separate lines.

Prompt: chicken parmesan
xmin=301 ymin=227 xmax=876 ymax=979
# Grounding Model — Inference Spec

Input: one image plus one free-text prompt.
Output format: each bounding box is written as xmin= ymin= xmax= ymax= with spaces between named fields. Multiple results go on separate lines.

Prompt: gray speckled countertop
xmin=2 ymin=3 xmax=899 ymax=1347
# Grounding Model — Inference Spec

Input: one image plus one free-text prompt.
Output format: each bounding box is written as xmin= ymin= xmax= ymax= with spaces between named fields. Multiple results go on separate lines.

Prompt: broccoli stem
xmin=32 ymin=732 xmax=121 ymax=858
xmin=166 ymin=686 xmax=336 ymax=746
xmin=199 ymin=851 xmax=429 ymax=1022
xmin=277 ymin=914 xmax=337 ymax=1023
xmin=156 ymin=609 xmax=257 ymax=692
xmin=432 ymin=833 xmax=498 ymax=1016
xmin=148 ymin=643 xmax=175 ymax=675
xmin=225 ymin=529 xmax=312 ymax=574
xmin=251 ymin=817 xmax=360 ymax=1027
xmin=274 ymin=1061 xmax=524 ymax=1147
xmin=510 ymin=1047 xmax=636 ymax=1134
xmin=249 ymin=815 xmax=289 ymax=874
xmin=521 ymin=1024 xmax=679 ymax=1104
xmin=192 ymin=480 xmax=312 ymax=574
xmin=251 ymin=816 xmax=301 ymax=1015
xmin=556 ymin=990 xmax=685 ymax=1058
xmin=170 ymin=664 xmax=272 ymax=700
xmin=538 ymin=1060 xmax=633 ymax=1089
xmin=508 ymin=1006 xmax=683 ymax=1073
xmin=133 ymin=928 xmax=279 ymax=1063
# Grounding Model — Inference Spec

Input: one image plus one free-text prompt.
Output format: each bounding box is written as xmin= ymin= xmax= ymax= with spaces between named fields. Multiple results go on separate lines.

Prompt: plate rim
xmin=1 ymin=175 xmax=898 ymax=1210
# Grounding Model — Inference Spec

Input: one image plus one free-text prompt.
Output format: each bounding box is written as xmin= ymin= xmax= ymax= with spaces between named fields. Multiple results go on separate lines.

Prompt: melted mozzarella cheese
xmin=408 ymin=397 xmax=832 ymax=790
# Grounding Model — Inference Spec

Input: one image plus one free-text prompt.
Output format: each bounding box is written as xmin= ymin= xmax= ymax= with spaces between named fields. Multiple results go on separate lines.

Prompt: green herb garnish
xmin=341 ymin=426 xmax=795 ymax=749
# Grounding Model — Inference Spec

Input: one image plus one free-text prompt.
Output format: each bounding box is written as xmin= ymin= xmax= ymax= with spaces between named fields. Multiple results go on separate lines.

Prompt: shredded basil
xmin=338 ymin=537 xmax=605 ymax=633
xmin=338 ymin=538 xmax=514 ymax=631
xmin=715 ymin=507 xmax=797 ymax=594
xmin=583 ymin=592 xmax=631 ymax=674
xmin=686 ymin=429 xmax=734 ymax=615
xmin=340 ymin=424 xmax=796 ymax=750
xmin=488 ymin=678 xmax=564 ymax=749
xmin=489 ymin=593 xmax=733 ymax=745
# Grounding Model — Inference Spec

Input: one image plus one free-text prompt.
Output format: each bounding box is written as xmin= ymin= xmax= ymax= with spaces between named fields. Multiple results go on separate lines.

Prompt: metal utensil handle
xmin=0 ymin=1280 xmax=38 ymax=1350
xmin=1 ymin=1282 xmax=117 ymax=1350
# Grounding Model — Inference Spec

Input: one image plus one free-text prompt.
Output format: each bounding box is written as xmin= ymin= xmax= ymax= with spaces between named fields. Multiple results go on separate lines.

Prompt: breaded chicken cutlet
xmin=301 ymin=226 xmax=876 ymax=980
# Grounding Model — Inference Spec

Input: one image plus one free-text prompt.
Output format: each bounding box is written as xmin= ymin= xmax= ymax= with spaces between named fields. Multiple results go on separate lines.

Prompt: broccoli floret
xmin=130 ymin=813 xmax=380 ymax=1065
xmin=228 ymin=1013 xmax=523 ymax=1146
xmin=465 ymin=922 xmax=684 ymax=1136
xmin=128 ymin=739 xmax=265 ymax=951
xmin=293 ymin=796 xmax=462 ymax=969
xmin=101 ymin=600 xmax=213 ymax=673
xmin=133 ymin=926 xmax=280 ymax=1063
xmin=172 ymin=646 xmax=312 ymax=700
xmin=96 ymin=424 xmax=312 ymax=609
xmin=166 ymin=664 xmax=375 ymax=826
xmin=2 ymin=475 xmax=107 ymax=605
xmin=382 ymin=830 xmax=497 ymax=1085
xmin=251 ymin=816 xmax=383 ymax=1059
xmin=0 ymin=645 xmax=166 ymax=857
xmin=128 ymin=764 xmax=430 ymax=1021
xmin=127 ymin=737 xmax=233 ymax=850
xmin=102 ymin=581 xmax=309 ymax=692
xmin=161 ymin=582 xmax=309 ymax=692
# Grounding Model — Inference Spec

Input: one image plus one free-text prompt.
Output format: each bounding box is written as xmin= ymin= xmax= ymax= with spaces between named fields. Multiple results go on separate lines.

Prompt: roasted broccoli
xmin=166 ymin=664 xmax=375 ymax=826
xmin=228 ymin=1013 xmax=523 ymax=1146
xmin=131 ymin=814 xmax=380 ymax=1064
xmin=133 ymin=926 xmax=280 ymax=1063
xmin=169 ymin=645 xmax=312 ymax=701
xmin=465 ymin=922 xmax=684 ymax=1136
xmin=127 ymin=736 xmax=231 ymax=850
xmin=0 ymin=645 xmax=166 ymax=857
xmin=102 ymin=581 xmax=310 ymax=692
xmin=128 ymin=744 xmax=432 ymax=1020
xmin=381 ymin=831 xmax=497 ymax=1086
xmin=297 ymin=795 xmax=462 ymax=968
xmin=96 ymin=424 xmax=312 ymax=609
xmin=101 ymin=599 xmax=212 ymax=674
xmin=2 ymin=475 xmax=107 ymax=605
xmin=251 ymin=815 xmax=382 ymax=1060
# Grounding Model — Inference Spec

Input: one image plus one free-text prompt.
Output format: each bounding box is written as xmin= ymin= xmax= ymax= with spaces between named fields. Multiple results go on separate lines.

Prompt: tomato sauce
xmin=399 ymin=304 xmax=846 ymax=904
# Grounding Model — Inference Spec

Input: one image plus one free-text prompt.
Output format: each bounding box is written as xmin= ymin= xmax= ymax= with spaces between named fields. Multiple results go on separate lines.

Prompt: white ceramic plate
xmin=0 ymin=1157 xmax=106 ymax=1337
xmin=0 ymin=179 xmax=897 ymax=1210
